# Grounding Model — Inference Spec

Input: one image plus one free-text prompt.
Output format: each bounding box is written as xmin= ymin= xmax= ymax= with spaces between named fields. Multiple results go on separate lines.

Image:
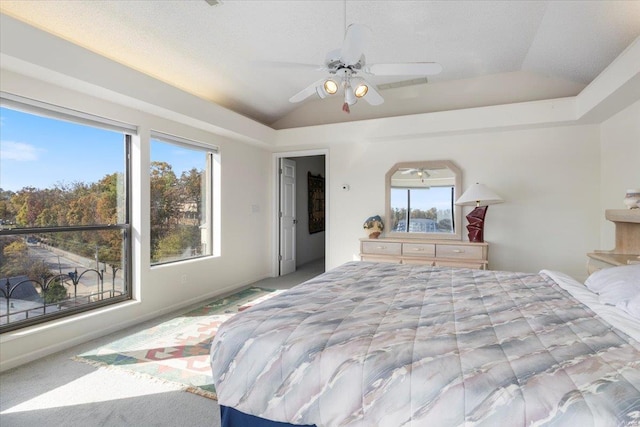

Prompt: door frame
xmin=272 ymin=149 xmax=329 ymax=277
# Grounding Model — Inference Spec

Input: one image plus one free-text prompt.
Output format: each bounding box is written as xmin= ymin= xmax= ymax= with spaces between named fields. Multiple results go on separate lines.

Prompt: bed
xmin=210 ymin=261 xmax=640 ymax=426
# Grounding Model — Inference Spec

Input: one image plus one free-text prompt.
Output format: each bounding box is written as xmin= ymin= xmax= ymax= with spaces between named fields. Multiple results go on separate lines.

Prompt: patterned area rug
xmin=74 ymin=287 xmax=284 ymax=400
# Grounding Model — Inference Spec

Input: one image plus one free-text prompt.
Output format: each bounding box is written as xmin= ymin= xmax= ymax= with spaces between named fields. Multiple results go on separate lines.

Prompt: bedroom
xmin=0 ymin=0 xmax=639 ymax=424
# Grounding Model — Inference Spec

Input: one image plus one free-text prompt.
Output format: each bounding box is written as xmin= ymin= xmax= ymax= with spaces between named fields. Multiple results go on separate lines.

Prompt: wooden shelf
xmin=588 ymin=251 xmax=640 ymax=266
xmin=606 ymin=209 xmax=640 ymax=224
xmin=587 ymin=209 xmax=640 ymax=273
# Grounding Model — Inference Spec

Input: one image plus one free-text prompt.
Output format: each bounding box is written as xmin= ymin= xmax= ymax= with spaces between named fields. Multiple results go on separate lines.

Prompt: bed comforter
xmin=210 ymin=262 xmax=640 ymax=426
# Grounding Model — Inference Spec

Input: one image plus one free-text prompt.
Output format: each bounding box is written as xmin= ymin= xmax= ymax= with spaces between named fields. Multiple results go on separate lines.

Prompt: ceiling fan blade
xmin=340 ymin=23 xmax=371 ymax=66
xmin=254 ymin=60 xmax=327 ymax=72
xmin=289 ymin=79 xmax=326 ymax=103
xmin=367 ymin=62 xmax=443 ymax=76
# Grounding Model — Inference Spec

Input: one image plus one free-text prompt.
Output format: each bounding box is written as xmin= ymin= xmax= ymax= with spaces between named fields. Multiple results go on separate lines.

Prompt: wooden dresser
xmin=587 ymin=209 xmax=640 ymax=274
xmin=360 ymin=237 xmax=488 ymax=270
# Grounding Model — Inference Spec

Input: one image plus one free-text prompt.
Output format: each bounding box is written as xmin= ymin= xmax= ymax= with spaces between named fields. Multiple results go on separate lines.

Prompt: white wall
xmin=0 ymin=70 xmax=273 ymax=371
xmin=326 ymin=124 xmax=602 ymax=280
xmin=292 ymin=155 xmax=326 ymax=267
xmin=599 ymin=100 xmax=640 ymax=249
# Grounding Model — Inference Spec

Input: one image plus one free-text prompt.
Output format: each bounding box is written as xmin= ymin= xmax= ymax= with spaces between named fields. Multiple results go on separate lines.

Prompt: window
xmin=390 ymin=186 xmax=455 ymax=233
xmin=150 ymin=132 xmax=217 ymax=265
xmin=0 ymin=93 xmax=132 ymax=332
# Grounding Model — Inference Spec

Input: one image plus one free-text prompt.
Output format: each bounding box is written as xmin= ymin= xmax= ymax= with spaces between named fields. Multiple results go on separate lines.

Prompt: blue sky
xmin=0 ymin=107 xmax=203 ymax=192
xmin=391 ymin=187 xmax=454 ymax=212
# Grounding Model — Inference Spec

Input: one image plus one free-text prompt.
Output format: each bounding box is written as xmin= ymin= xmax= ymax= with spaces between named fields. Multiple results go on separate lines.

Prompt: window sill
xmin=0 ymin=299 xmax=141 ymax=344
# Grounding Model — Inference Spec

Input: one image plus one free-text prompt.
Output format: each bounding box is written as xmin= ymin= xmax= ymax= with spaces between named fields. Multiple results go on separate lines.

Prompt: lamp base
xmin=466 ymin=206 xmax=489 ymax=243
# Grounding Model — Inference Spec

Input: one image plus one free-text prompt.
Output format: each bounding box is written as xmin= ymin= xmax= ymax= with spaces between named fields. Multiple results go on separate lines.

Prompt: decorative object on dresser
xmin=455 ymin=182 xmax=504 ymax=243
xmin=587 ymin=209 xmax=640 ymax=274
xmin=360 ymin=237 xmax=488 ymax=269
xmin=363 ymin=215 xmax=384 ymax=239
xmin=623 ymin=188 xmax=640 ymax=209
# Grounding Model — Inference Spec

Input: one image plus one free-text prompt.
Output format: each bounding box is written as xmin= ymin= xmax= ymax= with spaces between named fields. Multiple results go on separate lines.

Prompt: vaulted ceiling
xmin=1 ymin=1 xmax=639 ymax=129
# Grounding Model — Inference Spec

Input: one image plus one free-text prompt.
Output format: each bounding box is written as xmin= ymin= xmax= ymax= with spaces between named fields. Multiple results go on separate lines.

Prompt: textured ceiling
xmin=1 ymin=0 xmax=639 ymax=129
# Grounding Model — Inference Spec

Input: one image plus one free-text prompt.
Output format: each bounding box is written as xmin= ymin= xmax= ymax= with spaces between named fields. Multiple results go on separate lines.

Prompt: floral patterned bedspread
xmin=210 ymin=262 xmax=640 ymax=426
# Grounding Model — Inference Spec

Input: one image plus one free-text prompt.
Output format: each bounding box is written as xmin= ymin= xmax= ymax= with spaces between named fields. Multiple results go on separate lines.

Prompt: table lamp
xmin=455 ymin=183 xmax=504 ymax=242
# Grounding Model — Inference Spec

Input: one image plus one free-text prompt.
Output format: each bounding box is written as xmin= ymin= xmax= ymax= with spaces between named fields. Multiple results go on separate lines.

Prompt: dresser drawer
xmin=437 ymin=244 xmax=483 ymax=260
xmin=360 ymin=238 xmax=488 ymax=270
xmin=361 ymin=241 xmax=402 ymax=256
xmin=402 ymin=243 xmax=435 ymax=257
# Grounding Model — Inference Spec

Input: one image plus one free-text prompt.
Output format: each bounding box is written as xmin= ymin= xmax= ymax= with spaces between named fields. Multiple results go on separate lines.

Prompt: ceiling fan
xmin=288 ymin=23 xmax=442 ymax=113
xmin=401 ymin=168 xmax=431 ymax=183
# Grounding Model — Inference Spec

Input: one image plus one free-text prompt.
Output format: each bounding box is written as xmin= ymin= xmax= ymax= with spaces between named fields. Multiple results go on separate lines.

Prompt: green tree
xmin=153 ymin=226 xmax=201 ymax=262
xmin=150 ymin=162 xmax=180 ymax=259
xmin=13 ymin=187 xmax=45 ymax=227
xmin=1 ymin=239 xmax=28 ymax=278
xmin=180 ymin=168 xmax=202 ymax=218
xmin=44 ymin=278 xmax=68 ymax=304
xmin=0 ymin=188 xmax=16 ymax=225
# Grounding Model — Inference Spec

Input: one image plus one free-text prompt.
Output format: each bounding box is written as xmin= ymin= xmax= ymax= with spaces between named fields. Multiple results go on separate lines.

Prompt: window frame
xmin=0 ymin=93 xmax=133 ymax=333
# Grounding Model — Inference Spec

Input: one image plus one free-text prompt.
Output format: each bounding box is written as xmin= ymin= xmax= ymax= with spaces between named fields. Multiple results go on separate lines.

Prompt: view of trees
xmin=1 ymin=237 xmax=51 ymax=280
xmin=391 ymin=207 xmax=453 ymax=232
xmin=0 ymin=162 xmax=204 ymax=283
xmin=0 ymin=173 xmax=125 ymax=279
xmin=149 ymin=161 xmax=204 ymax=263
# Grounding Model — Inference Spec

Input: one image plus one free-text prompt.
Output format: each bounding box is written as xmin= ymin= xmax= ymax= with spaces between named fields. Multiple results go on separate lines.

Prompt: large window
xmin=0 ymin=94 xmax=132 ymax=332
xmin=150 ymin=132 xmax=216 ymax=265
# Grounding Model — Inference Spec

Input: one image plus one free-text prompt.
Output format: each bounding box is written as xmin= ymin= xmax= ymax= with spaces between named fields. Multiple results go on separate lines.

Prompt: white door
xmin=279 ymin=158 xmax=296 ymax=275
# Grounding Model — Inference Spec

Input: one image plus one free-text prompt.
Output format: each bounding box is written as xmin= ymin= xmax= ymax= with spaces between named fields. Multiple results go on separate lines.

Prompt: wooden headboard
xmin=587 ymin=209 xmax=640 ymax=274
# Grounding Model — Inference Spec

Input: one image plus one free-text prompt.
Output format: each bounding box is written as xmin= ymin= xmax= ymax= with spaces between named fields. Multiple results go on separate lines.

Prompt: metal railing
xmin=0 ymin=225 xmax=131 ymax=333
xmin=0 ymin=268 xmax=125 ymax=327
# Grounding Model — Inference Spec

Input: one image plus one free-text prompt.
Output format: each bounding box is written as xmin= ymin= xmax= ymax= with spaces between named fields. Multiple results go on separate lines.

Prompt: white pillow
xmin=617 ymin=293 xmax=640 ymax=321
xmin=585 ymin=264 xmax=640 ymax=306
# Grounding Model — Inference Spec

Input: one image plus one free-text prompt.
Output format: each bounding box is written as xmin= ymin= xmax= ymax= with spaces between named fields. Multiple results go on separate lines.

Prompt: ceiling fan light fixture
xmin=323 ymin=79 xmax=338 ymax=95
xmin=354 ymin=83 xmax=368 ymax=98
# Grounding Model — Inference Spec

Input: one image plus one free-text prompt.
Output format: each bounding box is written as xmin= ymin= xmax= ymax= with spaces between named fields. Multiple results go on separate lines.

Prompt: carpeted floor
xmin=0 ymin=259 xmax=324 ymax=427
xmin=74 ymin=287 xmax=284 ymax=399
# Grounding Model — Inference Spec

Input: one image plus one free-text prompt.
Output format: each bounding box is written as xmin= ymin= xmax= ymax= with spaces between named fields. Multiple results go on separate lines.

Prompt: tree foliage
xmin=149 ymin=163 xmax=204 ymax=263
xmin=0 ymin=162 xmax=204 ymax=272
xmin=1 ymin=174 xmax=126 ymax=272
xmin=392 ymin=207 xmax=453 ymax=232
xmin=44 ymin=279 xmax=68 ymax=304
xmin=0 ymin=236 xmax=53 ymax=283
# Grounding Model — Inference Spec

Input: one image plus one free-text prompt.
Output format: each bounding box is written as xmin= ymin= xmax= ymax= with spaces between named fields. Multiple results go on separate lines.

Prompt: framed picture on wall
xmin=308 ymin=172 xmax=325 ymax=234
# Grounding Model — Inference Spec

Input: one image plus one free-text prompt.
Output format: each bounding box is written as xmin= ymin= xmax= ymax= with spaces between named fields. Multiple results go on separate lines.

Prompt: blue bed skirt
xmin=220 ymin=406 xmax=316 ymax=427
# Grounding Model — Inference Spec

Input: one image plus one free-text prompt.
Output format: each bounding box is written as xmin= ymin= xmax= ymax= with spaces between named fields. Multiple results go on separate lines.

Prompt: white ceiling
xmin=1 ymin=0 xmax=639 ymax=129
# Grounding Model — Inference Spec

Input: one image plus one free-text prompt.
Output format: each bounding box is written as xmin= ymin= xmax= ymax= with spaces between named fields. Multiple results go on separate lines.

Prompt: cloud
xmin=0 ymin=141 xmax=42 ymax=161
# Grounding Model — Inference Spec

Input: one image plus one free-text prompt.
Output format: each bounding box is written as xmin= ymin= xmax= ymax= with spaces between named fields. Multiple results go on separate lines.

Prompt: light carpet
xmin=74 ymin=287 xmax=284 ymax=399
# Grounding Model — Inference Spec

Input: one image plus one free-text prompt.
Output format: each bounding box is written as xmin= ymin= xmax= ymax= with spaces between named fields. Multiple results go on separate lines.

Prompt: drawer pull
xmin=452 ymin=249 xmax=464 ymax=253
xmin=376 ymin=246 xmax=386 ymax=250
xmin=412 ymin=247 xmax=424 ymax=251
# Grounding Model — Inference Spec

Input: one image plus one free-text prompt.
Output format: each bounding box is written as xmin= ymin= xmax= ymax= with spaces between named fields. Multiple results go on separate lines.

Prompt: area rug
xmin=74 ymin=287 xmax=284 ymax=400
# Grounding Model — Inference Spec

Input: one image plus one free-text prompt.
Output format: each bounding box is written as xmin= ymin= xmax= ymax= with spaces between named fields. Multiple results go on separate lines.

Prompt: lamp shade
xmin=455 ymin=183 xmax=504 ymax=207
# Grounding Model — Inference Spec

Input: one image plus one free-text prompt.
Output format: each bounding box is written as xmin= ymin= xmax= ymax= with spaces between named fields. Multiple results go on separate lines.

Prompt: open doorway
xmin=275 ymin=151 xmax=327 ymax=278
